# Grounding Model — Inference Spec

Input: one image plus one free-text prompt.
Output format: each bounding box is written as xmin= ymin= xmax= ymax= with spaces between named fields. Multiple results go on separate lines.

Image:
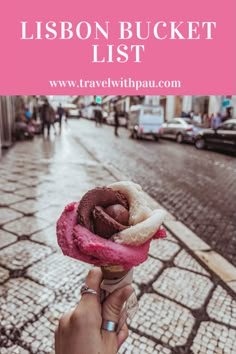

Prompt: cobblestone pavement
xmin=0 ymin=125 xmax=236 ymax=354
xmin=70 ymin=119 xmax=236 ymax=267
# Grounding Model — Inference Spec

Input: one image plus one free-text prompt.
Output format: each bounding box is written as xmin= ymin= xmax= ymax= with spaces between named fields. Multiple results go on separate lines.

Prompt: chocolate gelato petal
xmin=105 ymin=204 xmax=129 ymax=225
xmin=77 ymin=186 xmax=129 ymax=232
xmin=93 ymin=206 xmax=128 ymax=239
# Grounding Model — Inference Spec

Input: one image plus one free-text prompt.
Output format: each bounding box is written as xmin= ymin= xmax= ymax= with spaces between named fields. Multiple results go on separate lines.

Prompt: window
xmin=221 ymin=123 xmax=233 ymax=130
xmin=184 ymin=118 xmax=192 ymax=125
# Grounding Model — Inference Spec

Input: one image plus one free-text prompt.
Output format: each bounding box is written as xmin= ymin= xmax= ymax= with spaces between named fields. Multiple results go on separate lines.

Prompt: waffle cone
xmin=101 ymin=265 xmax=129 ymax=280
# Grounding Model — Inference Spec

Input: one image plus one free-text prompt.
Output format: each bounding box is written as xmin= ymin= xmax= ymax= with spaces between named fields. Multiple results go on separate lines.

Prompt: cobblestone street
xmin=0 ymin=124 xmax=236 ymax=354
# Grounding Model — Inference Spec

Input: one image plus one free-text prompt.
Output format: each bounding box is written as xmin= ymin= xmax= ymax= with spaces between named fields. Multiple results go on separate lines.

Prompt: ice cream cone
xmin=101 ymin=264 xmax=129 ymax=280
xmin=100 ymin=265 xmax=133 ymax=300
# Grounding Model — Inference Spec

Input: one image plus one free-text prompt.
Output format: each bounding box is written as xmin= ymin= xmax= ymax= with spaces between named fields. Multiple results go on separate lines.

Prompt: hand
xmin=55 ymin=267 xmax=134 ymax=354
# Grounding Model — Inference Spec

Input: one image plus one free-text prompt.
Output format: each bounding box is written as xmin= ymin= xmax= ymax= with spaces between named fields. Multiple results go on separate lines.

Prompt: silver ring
xmin=101 ymin=320 xmax=118 ymax=332
xmin=80 ymin=284 xmax=98 ymax=296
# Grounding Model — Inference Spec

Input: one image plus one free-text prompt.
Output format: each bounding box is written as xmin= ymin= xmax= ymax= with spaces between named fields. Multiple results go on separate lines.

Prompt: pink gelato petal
xmin=73 ymin=224 xmax=150 ymax=268
xmin=153 ymin=227 xmax=167 ymax=239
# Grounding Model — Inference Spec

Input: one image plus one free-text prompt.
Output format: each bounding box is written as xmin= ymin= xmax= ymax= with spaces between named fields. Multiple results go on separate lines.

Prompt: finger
xmin=74 ymin=267 xmax=103 ymax=325
xmin=80 ymin=267 xmax=102 ymax=302
xmin=58 ymin=311 xmax=73 ymax=334
xmin=117 ymin=323 xmax=129 ymax=349
xmin=85 ymin=267 xmax=103 ymax=294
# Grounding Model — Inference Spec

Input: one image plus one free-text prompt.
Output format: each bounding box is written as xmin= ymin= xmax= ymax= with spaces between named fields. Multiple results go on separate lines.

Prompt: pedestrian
xmin=32 ymin=106 xmax=37 ymax=120
xmin=55 ymin=268 xmax=133 ymax=354
xmin=94 ymin=105 xmax=103 ymax=127
xmin=114 ymin=107 xmax=119 ymax=137
xmin=25 ymin=107 xmax=32 ymax=121
xmin=98 ymin=110 xmax=103 ymax=126
xmin=211 ymin=112 xmax=222 ymax=129
xmin=57 ymin=103 xmax=64 ymax=133
xmin=40 ymin=98 xmax=55 ymax=137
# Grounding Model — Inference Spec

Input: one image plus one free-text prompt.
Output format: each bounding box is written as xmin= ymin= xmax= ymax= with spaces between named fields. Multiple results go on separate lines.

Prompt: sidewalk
xmin=0 ymin=132 xmax=236 ymax=354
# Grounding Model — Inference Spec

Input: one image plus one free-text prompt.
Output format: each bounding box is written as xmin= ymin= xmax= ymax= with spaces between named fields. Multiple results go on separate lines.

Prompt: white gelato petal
xmin=111 ymin=209 xmax=167 ymax=246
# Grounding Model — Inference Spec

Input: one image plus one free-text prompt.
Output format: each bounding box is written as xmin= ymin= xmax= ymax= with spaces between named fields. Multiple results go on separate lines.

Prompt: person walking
xmin=25 ymin=107 xmax=32 ymax=121
xmin=211 ymin=112 xmax=222 ymax=129
xmin=94 ymin=104 xmax=103 ymax=127
xmin=40 ymin=98 xmax=55 ymax=137
xmin=57 ymin=103 xmax=64 ymax=133
xmin=114 ymin=107 xmax=119 ymax=137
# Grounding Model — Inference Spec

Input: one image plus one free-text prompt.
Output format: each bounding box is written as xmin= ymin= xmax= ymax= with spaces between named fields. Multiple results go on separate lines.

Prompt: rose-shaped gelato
xmin=56 ymin=181 xmax=166 ymax=270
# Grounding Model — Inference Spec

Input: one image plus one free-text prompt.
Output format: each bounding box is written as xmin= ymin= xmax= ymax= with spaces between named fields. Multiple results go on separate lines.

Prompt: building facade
xmin=65 ymin=95 xmax=236 ymax=122
xmin=0 ymin=96 xmax=16 ymax=158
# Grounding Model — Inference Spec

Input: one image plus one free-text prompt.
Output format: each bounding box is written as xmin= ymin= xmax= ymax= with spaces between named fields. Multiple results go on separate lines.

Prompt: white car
xmin=68 ymin=108 xmax=80 ymax=117
xmin=128 ymin=105 xmax=164 ymax=140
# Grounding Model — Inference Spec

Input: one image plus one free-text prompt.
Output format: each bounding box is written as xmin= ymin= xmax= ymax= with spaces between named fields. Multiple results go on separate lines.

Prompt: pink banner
xmin=0 ymin=0 xmax=235 ymax=94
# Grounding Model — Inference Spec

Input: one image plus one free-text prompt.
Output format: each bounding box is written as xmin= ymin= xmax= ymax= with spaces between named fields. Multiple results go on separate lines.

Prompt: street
xmin=0 ymin=118 xmax=236 ymax=354
xmin=69 ymin=118 xmax=236 ymax=267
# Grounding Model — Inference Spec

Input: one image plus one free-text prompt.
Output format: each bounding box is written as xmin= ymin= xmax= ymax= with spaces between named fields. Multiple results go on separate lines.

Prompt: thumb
xmin=101 ymin=285 xmax=134 ymax=348
xmin=102 ymin=285 xmax=134 ymax=323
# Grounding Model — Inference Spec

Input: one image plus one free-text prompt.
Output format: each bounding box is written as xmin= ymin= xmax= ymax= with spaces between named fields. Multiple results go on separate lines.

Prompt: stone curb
xmin=78 ymin=140 xmax=236 ymax=294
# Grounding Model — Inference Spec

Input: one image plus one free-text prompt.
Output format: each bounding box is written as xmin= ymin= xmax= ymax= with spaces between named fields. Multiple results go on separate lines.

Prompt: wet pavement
xmin=70 ymin=119 xmax=236 ymax=267
xmin=0 ymin=122 xmax=236 ymax=354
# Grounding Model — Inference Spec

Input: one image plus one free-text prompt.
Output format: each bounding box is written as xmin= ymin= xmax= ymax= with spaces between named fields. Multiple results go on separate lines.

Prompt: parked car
xmin=106 ymin=111 xmax=128 ymax=127
xmin=128 ymin=105 xmax=164 ymax=140
xmin=195 ymin=119 xmax=236 ymax=154
xmin=67 ymin=108 xmax=80 ymax=117
xmin=162 ymin=117 xmax=204 ymax=143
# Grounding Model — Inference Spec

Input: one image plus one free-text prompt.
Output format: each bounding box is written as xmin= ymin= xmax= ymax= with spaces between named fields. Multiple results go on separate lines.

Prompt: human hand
xmin=55 ymin=267 xmax=134 ymax=354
